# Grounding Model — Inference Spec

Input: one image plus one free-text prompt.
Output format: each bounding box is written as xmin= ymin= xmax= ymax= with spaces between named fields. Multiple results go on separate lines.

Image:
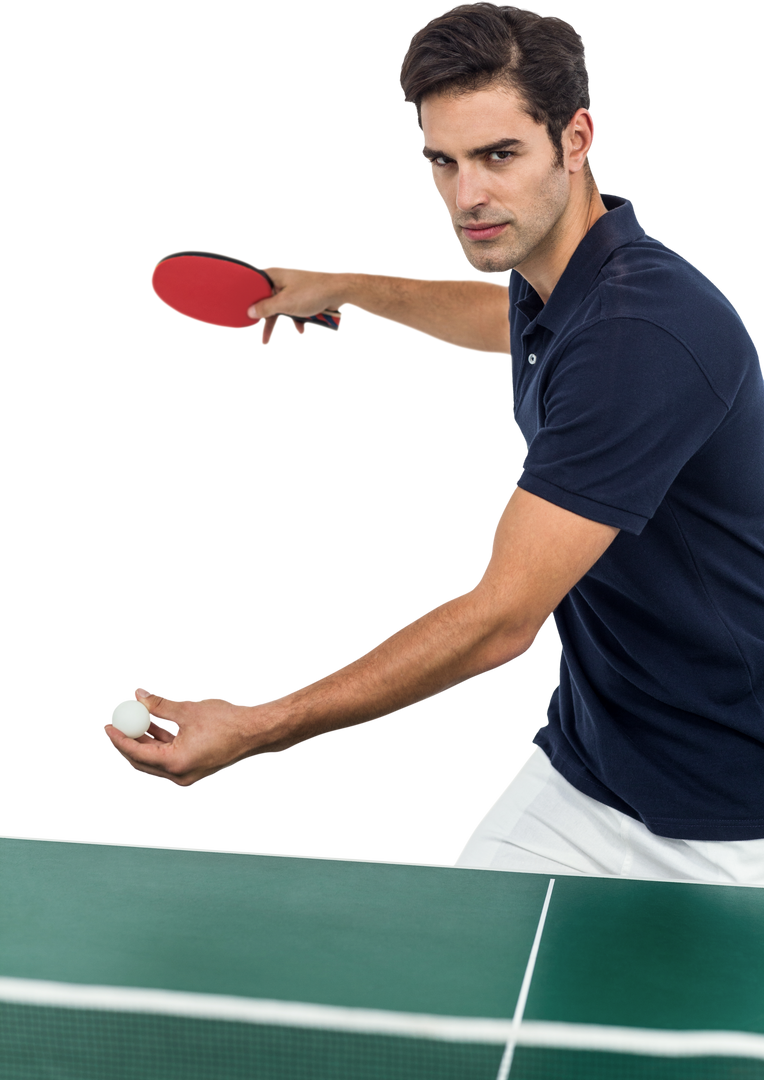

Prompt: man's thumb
xmin=134 ymin=686 xmax=159 ymax=712
xmin=248 ymin=296 xmax=280 ymax=321
xmin=135 ymin=689 xmax=169 ymax=718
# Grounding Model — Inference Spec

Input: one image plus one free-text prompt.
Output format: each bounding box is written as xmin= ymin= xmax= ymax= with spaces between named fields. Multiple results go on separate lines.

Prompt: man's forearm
xmin=259 ymin=588 xmax=531 ymax=753
xmin=337 ymin=274 xmax=511 ymax=354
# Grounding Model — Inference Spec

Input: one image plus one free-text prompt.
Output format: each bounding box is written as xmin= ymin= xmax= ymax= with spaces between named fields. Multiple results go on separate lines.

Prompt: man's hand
xmin=104 ymin=694 xmax=294 ymax=786
xmin=249 ymin=268 xmax=346 ymax=344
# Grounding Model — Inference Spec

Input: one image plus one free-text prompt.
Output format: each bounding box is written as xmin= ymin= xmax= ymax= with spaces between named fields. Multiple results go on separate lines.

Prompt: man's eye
xmin=490 ymin=151 xmax=513 ymax=162
xmin=423 ymin=151 xmax=514 ymax=167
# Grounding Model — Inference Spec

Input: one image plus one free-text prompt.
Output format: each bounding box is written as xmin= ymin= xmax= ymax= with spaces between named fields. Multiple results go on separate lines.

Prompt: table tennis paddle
xmin=152 ymin=251 xmax=341 ymax=330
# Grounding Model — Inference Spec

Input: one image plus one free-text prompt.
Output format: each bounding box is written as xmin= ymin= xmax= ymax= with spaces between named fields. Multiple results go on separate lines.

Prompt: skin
xmin=422 ymin=86 xmax=607 ymax=300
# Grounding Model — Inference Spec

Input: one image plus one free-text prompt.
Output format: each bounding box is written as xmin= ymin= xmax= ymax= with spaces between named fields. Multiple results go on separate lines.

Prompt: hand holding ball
xmin=112 ymin=699 xmax=151 ymax=739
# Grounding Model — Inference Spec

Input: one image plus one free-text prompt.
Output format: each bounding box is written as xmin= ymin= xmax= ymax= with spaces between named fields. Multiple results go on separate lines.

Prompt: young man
xmin=107 ymin=5 xmax=764 ymax=883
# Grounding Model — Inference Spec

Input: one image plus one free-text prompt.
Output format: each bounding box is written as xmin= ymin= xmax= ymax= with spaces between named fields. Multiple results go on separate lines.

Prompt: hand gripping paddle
xmin=152 ymin=251 xmax=341 ymax=330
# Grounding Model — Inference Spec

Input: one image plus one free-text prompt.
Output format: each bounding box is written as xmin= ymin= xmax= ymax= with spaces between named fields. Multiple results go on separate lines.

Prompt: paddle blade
xmin=148 ymin=249 xmax=273 ymax=330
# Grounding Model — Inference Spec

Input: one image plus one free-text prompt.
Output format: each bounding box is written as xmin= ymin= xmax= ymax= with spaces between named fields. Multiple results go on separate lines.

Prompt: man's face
xmin=421 ymin=85 xmax=571 ymax=274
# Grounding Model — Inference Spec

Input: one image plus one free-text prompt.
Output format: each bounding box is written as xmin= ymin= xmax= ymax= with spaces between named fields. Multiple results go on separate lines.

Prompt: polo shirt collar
xmin=516 ymin=191 xmax=648 ymax=332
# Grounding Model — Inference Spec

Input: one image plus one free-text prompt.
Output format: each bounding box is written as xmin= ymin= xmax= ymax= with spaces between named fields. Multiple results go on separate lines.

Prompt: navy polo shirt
xmin=512 ymin=194 xmax=764 ymax=840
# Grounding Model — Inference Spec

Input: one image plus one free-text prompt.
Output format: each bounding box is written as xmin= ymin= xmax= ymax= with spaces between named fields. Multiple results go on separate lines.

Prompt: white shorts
xmin=456 ymin=747 xmax=764 ymax=885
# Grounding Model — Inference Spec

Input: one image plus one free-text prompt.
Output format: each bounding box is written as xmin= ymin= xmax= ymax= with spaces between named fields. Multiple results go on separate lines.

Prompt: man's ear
xmin=565 ymin=107 xmax=595 ymax=174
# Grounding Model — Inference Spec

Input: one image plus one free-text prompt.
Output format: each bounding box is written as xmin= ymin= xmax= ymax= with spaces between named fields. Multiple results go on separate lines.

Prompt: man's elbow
xmin=475 ymin=614 xmax=540 ymax=672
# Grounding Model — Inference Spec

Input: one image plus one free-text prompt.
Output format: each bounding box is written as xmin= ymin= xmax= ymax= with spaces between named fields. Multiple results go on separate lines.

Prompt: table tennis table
xmin=0 ymin=836 xmax=762 ymax=1079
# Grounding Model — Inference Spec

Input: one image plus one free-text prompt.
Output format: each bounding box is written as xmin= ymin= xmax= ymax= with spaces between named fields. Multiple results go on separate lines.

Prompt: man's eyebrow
xmin=422 ymin=137 xmax=523 ymax=161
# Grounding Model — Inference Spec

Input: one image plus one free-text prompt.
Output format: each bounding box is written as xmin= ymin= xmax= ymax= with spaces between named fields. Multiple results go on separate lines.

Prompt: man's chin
xmin=460 ymin=241 xmax=517 ymax=274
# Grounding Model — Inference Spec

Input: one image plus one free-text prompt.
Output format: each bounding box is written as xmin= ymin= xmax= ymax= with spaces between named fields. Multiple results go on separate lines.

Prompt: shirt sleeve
xmin=517 ymin=317 xmax=730 ymax=534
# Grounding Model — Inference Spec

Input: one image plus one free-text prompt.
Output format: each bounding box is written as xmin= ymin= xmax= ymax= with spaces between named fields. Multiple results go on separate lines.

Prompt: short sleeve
xmin=518 ymin=317 xmax=729 ymax=534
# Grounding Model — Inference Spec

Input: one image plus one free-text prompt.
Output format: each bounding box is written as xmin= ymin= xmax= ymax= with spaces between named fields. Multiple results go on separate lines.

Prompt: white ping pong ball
xmin=111 ymin=700 xmax=150 ymax=739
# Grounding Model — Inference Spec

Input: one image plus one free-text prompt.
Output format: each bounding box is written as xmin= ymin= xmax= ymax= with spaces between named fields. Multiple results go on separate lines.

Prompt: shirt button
xmin=528 ymin=353 xmax=537 ymax=365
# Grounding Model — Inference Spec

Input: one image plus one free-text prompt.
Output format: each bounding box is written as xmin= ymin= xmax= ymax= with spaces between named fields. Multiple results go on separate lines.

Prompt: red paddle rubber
xmin=149 ymin=248 xmax=343 ymax=332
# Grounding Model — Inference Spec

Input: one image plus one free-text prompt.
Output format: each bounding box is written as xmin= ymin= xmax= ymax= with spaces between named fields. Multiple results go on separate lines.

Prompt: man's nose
xmin=455 ymin=166 xmax=489 ymax=212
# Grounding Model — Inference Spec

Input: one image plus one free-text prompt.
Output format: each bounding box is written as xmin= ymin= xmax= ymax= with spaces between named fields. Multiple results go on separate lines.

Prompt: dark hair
xmin=400 ymin=4 xmax=589 ymax=167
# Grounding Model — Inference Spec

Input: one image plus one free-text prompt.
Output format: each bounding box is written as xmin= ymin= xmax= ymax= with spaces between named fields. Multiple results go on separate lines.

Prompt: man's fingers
xmin=105 ymin=723 xmax=183 ymax=777
xmin=105 ymin=722 xmax=170 ymax=751
xmin=134 ymin=690 xmax=181 ymax=725
xmin=262 ymin=314 xmax=279 ymax=344
xmin=260 ymin=314 xmax=307 ymax=344
xmin=145 ymin=725 xmax=177 ymax=743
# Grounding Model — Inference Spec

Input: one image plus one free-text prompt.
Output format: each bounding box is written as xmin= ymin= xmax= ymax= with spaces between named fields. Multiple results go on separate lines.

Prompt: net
xmin=2 ymin=982 xmax=764 ymax=1080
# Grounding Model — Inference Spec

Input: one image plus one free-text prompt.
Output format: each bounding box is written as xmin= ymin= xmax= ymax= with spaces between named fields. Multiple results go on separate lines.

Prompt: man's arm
xmin=105 ymin=489 xmax=618 ymax=785
xmin=343 ymin=272 xmax=510 ymax=356
xmin=269 ymin=587 xmax=531 ymax=756
xmin=253 ymin=265 xmax=510 ymax=354
xmin=261 ymin=487 xmax=616 ymax=732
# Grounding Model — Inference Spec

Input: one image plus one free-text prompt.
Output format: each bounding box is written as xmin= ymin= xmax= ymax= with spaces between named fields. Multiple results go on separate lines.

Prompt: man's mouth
xmin=461 ymin=222 xmax=508 ymax=241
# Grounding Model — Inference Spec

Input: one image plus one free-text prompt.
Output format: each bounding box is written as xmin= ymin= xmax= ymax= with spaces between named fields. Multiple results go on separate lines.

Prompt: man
xmin=106 ymin=4 xmax=764 ymax=883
